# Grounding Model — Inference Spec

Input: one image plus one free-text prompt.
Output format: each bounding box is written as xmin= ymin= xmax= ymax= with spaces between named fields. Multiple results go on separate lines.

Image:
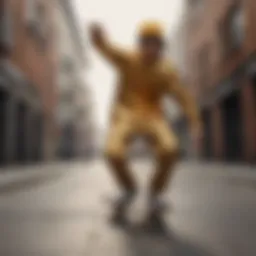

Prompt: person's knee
xmin=159 ymin=144 xmax=179 ymax=162
xmin=104 ymin=147 xmax=124 ymax=163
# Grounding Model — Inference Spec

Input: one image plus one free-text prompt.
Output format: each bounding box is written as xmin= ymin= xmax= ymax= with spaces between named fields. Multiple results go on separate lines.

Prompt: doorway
xmin=202 ymin=109 xmax=212 ymax=160
xmin=252 ymin=80 xmax=256 ymax=162
xmin=0 ymin=89 xmax=8 ymax=165
xmin=15 ymin=102 xmax=28 ymax=163
xmin=221 ymin=91 xmax=243 ymax=161
xmin=60 ymin=124 xmax=75 ymax=159
xmin=33 ymin=114 xmax=43 ymax=162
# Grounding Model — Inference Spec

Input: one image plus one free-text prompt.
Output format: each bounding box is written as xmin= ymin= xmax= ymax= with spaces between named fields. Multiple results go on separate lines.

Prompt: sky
xmin=73 ymin=0 xmax=185 ymax=135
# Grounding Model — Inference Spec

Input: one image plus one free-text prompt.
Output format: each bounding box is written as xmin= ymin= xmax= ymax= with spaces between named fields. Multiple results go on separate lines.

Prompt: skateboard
xmin=109 ymin=196 xmax=170 ymax=232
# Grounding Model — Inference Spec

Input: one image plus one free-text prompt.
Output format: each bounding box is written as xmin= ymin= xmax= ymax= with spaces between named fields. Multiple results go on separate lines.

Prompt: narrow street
xmin=0 ymin=160 xmax=256 ymax=256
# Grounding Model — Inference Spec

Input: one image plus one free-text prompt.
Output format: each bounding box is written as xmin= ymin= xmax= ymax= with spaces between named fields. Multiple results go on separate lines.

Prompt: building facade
xmin=0 ymin=0 xmax=57 ymax=165
xmin=75 ymin=85 xmax=95 ymax=158
xmin=54 ymin=0 xmax=93 ymax=159
xmin=168 ymin=18 xmax=188 ymax=78
xmin=185 ymin=0 xmax=256 ymax=162
xmin=168 ymin=12 xmax=193 ymax=158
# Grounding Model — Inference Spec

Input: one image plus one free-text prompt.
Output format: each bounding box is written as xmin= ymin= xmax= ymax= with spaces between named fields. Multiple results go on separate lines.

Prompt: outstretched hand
xmin=89 ymin=23 xmax=105 ymax=45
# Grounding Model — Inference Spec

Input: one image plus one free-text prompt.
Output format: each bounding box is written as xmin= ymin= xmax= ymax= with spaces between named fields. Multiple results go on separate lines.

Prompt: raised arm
xmin=89 ymin=23 xmax=129 ymax=68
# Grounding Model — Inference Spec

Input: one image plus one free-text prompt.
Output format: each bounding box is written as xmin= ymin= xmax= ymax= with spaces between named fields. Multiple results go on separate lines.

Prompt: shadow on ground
xmin=111 ymin=214 xmax=215 ymax=256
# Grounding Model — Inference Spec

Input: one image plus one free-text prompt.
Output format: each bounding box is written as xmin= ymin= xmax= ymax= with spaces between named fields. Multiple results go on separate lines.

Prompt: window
xmin=189 ymin=0 xmax=203 ymax=8
xmin=61 ymin=57 xmax=74 ymax=74
xmin=0 ymin=1 xmax=13 ymax=55
xmin=188 ymin=0 xmax=204 ymax=12
xmin=187 ymin=0 xmax=205 ymax=26
xmin=220 ymin=4 xmax=244 ymax=56
xmin=61 ymin=90 xmax=75 ymax=104
xmin=26 ymin=0 xmax=49 ymax=49
xmin=230 ymin=6 xmax=244 ymax=48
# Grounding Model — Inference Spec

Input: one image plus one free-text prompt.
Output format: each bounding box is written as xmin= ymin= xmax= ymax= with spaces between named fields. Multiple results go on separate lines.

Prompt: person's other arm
xmin=89 ymin=23 xmax=129 ymax=68
xmin=166 ymin=67 xmax=203 ymax=139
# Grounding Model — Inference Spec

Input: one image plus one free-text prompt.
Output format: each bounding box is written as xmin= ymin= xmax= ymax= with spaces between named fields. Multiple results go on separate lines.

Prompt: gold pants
xmin=104 ymin=107 xmax=179 ymax=196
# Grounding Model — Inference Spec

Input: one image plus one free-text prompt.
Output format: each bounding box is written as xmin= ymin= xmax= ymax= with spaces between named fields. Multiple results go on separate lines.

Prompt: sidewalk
xmin=0 ymin=162 xmax=68 ymax=194
xmin=0 ymin=159 xmax=255 ymax=194
xmin=133 ymin=159 xmax=256 ymax=185
xmin=179 ymin=160 xmax=256 ymax=174
xmin=177 ymin=161 xmax=256 ymax=189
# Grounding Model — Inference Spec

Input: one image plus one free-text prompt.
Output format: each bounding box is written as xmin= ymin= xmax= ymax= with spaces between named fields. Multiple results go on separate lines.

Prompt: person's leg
xmin=104 ymin=118 xmax=137 ymax=211
xmin=148 ymin=119 xmax=179 ymax=211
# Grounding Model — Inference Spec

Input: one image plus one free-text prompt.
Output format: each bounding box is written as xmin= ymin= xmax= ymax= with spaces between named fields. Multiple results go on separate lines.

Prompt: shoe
xmin=114 ymin=189 xmax=137 ymax=211
xmin=112 ymin=189 xmax=137 ymax=224
xmin=148 ymin=195 xmax=166 ymax=216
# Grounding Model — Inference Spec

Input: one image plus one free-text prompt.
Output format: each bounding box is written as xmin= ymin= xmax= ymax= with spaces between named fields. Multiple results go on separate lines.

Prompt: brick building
xmin=184 ymin=0 xmax=256 ymax=163
xmin=0 ymin=0 xmax=57 ymax=165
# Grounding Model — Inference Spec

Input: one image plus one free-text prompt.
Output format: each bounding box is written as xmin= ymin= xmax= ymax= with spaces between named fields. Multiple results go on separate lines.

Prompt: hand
xmin=89 ymin=23 xmax=105 ymax=45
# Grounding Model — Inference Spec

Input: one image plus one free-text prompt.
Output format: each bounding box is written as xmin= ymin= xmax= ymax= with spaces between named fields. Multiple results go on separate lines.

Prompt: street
xmin=0 ymin=160 xmax=256 ymax=256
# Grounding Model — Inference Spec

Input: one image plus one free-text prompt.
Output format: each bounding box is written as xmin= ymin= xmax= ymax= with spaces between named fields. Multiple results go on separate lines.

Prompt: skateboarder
xmin=89 ymin=21 xmax=202 ymax=215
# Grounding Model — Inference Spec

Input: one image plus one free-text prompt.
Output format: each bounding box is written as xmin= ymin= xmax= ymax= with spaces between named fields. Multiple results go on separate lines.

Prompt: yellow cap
xmin=138 ymin=21 xmax=165 ymax=39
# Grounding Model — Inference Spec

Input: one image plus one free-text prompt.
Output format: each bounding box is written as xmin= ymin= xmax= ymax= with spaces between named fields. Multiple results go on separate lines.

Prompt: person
xmin=89 ymin=21 xmax=203 ymax=216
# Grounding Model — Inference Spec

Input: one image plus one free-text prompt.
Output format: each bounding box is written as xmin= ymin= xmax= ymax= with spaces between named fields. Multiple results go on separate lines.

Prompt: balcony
xmin=0 ymin=1 xmax=13 ymax=57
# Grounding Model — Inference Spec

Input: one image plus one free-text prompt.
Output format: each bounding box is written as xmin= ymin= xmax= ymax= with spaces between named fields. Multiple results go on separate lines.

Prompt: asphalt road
xmin=0 ymin=160 xmax=255 ymax=256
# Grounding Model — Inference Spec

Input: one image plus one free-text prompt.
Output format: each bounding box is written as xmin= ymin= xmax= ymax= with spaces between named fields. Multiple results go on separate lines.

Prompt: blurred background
xmin=0 ymin=0 xmax=256 ymax=255
xmin=0 ymin=0 xmax=96 ymax=165
xmin=170 ymin=0 xmax=256 ymax=163
xmin=1 ymin=0 xmax=255 ymax=165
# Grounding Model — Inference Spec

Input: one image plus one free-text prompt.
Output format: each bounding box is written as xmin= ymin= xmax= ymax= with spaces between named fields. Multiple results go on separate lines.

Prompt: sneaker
xmin=148 ymin=195 xmax=166 ymax=216
xmin=114 ymin=189 xmax=136 ymax=211
xmin=112 ymin=189 xmax=137 ymax=223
